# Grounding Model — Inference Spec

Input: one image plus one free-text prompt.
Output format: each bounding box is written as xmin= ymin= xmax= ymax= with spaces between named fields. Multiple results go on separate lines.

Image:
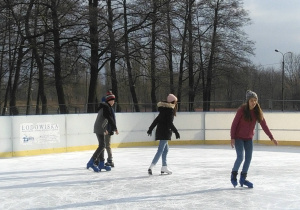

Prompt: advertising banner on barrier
xmin=20 ymin=122 xmax=60 ymax=145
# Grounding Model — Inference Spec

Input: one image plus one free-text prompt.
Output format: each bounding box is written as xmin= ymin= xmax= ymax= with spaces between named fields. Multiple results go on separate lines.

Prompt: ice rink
xmin=1 ymin=144 xmax=300 ymax=210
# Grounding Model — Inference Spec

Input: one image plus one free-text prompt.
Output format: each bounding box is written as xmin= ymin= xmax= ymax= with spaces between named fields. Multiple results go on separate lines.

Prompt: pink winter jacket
xmin=230 ymin=107 xmax=273 ymax=140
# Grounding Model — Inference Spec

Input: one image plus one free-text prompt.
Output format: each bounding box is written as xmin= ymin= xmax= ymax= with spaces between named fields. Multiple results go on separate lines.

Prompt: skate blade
xmin=160 ymin=172 xmax=172 ymax=175
xmin=239 ymin=185 xmax=253 ymax=189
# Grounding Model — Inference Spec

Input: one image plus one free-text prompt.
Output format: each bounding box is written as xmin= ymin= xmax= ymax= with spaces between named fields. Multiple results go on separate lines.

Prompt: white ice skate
xmin=148 ymin=163 xmax=155 ymax=175
xmin=161 ymin=166 xmax=172 ymax=175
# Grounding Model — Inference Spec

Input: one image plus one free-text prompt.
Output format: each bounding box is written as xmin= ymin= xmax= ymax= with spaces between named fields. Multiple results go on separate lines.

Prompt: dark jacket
xmin=94 ymin=102 xmax=117 ymax=134
xmin=148 ymin=102 xmax=178 ymax=140
xmin=107 ymin=107 xmax=116 ymax=135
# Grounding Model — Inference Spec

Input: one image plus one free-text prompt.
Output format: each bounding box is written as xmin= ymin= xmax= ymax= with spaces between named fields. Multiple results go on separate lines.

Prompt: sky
xmin=243 ymin=0 xmax=300 ymax=69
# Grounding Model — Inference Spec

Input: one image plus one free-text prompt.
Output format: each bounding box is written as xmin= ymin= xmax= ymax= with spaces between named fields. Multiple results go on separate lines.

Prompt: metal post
xmin=275 ymin=49 xmax=292 ymax=111
xmin=86 ymin=71 xmax=88 ymax=112
xmin=281 ymin=59 xmax=284 ymax=111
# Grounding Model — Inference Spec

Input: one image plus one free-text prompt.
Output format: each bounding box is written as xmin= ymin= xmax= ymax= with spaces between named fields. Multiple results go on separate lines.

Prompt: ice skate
xmin=98 ymin=161 xmax=111 ymax=171
xmin=86 ymin=158 xmax=100 ymax=172
xmin=148 ymin=163 xmax=155 ymax=175
xmin=240 ymin=173 xmax=253 ymax=188
xmin=231 ymin=171 xmax=238 ymax=187
xmin=105 ymin=159 xmax=114 ymax=167
xmin=161 ymin=166 xmax=172 ymax=175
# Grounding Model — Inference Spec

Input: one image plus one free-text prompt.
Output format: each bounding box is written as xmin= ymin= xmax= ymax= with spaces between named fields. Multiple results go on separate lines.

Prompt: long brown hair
xmin=242 ymin=101 xmax=263 ymax=123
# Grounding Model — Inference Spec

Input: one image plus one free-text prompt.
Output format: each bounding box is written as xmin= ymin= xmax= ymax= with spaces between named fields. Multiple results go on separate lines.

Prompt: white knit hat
xmin=167 ymin=94 xmax=178 ymax=103
xmin=246 ymin=90 xmax=258 ymax=101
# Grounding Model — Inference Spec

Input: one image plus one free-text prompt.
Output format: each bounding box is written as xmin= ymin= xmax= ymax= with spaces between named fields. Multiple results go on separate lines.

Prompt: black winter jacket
xmin=94 ymin=102 xmax=117 ymax=134
xmin=148 ymin=102 xmax=178 ymax=140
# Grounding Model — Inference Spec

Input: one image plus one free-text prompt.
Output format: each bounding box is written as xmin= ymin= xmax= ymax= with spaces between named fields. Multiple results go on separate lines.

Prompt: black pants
xmin=92 ymin=133 xmax=106 ymax=162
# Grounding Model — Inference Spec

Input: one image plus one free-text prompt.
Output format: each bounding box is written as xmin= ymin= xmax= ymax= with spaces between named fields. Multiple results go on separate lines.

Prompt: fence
xmin=1 ymin=112 xmax=300 ymax=157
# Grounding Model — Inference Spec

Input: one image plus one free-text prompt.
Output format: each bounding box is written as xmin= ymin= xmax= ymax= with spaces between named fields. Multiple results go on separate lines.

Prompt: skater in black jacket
xmin=147 ymin=94 xmax=180 ymax=175
xmin=102 ymin=90 xmax=118 ymax=167
xmin=86 ymin=91 xmax=118 ymax=172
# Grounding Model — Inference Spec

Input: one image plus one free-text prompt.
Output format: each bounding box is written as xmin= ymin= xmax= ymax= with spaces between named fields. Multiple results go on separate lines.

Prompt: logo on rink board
xmin=20 ymin=122 xmax=60 ymax=145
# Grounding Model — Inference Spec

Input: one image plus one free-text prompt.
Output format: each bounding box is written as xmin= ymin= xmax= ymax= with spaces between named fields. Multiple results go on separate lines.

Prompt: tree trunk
xmin=1 ymin=8 xmax=12 ymax=115
xmin=26 ymin=4 xmax=39 ymax=115
xmin=203 ymin=3 xmax=219 ymax=111
xmin=26 ymin=54 xmax=34 ymax=115
xmin=177 ymin=2 xmax=188 ymax=111
xmin=51 ymin=0 xmax=68 ymax=114
xmin=10 ymin=38 xmax=25 ymax=115
xmin=87 ymin=0 xmax=99 ymax=113
xmin=0 ymin=26 xmax=6 ymax=114
xmin=188 ymin=0 xmax=195 ymax=111
xmin=150 ymin=0 xmax=158 ymax=112
xmin=166 ymin=1 xmax=174 ymax=94
xmin=25 ymin=0 xmax=48 ymax=114
xmin=2 ymin=67 xmax=12 ymax=115
xmin=123 ymin=0 xmax=140 ymax=112
xmin=107 ymin=0 xmax=120 ymax=112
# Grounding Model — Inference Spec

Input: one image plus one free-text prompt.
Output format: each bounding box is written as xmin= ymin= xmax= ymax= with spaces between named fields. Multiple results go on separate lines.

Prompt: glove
xmin=175 ymin=131 xmax=180 ymax=139
xmin=147 ymin=130 xmax=152 ymax=136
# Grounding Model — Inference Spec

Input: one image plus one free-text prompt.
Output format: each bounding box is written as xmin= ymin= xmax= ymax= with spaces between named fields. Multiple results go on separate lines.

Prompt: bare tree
xmin=199 ymin=0 xmax=254 ymax=111
xmin=87 ymin=0 xmax=99 ymax=113
xmin=285 ymin=53 xmax=300 ymax=109
xmin=1 ymin=5 xmax=13 ymax=115
xmin=0 ymin=0 xmax=276 ymax=114
xmin=149 ymin=0 xmax=158 ymax=111
xmin=25 ymin=0 xmax=48 ymax=114
xmin=48 ymin=0 xmax=68 ymax=114
xmin=165 ymin=0 xmax=175 ymax=94
xmin=187 ymin=0 xmax=196 ymax=111
xmin=122 ymin=0 xmax=140 ymax=112
xmin=176 ymin=1 xmax=189 ymax=111
xmin=106 ymin=0 xmax=120 ymax=111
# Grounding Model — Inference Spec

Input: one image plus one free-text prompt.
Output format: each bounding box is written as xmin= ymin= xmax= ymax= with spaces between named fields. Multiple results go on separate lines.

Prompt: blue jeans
xmin=151 ymin=140 xmax=169 ymax=166
xmin=232 ymin=139 xmax=253 ymax=173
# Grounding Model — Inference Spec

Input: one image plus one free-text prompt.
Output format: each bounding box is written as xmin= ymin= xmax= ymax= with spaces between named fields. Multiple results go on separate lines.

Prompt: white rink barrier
xmin=0 ymin=112 xmax=299 ymax=157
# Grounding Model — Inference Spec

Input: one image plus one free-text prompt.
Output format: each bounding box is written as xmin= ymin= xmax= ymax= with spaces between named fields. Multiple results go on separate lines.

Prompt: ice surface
xmin=1 ymin=145 xmax=300 ymax=210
